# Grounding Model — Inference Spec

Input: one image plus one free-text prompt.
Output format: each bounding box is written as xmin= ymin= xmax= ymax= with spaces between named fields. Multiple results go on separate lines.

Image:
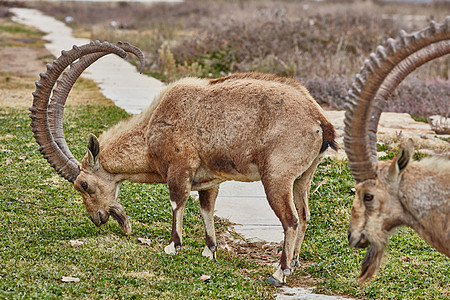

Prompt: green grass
xmin=0 ymin=105 xmax=272 ymax=299
xmin=0 ymin=105 xmax=448 ymax=299
xmin=0 ymin=23 xmax=35 ymax=34
xmin=0 ymin=19 xmax=45 ymax=48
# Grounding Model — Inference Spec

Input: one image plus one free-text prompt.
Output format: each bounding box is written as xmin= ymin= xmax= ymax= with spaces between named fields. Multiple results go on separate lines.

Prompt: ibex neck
xmin=406 ymin=217 xmax=450 ymax=257
xmin=98 ymin=119 xmax=158 ymax=181
xmin=400 ymin=166 xmax=450 ymax=257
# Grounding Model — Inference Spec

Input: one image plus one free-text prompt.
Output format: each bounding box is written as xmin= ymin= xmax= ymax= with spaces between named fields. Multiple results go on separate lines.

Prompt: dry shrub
xmin=431 ymin=117 xmax=450 ymax=135
xmin=302 ymin=76 xmax=350 ymax=109
xmin=386 ymin=77 xmax=449 ymax=118
xmin=171 ymin=6 xmax=401 ymax=78
xmin=303 ymin=76 xmax=449 ymax=118
xmin=23 ymin=0 xmax=449 ymax=118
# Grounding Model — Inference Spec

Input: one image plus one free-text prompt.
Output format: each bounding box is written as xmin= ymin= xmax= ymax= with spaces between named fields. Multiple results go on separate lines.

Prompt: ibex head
xmin=71 ymin=134 xmax=131 ymax=234
xmin=344 ymin=18 xmax=449 ymax=283
xmin=30 ymin=41 xmax=144 ymax=235
xmin=348 ymin=141 xmax=414 ymax=283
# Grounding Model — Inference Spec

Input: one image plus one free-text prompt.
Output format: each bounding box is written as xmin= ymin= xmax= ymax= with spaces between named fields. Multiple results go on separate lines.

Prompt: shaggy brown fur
xmin=73 ymin=72 xmax=337 ymax=285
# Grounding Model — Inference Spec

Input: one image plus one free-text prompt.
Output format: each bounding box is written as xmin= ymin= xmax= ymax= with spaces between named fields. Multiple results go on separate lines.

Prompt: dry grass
xmin=0 ymin=72 xmax=114 ymax=108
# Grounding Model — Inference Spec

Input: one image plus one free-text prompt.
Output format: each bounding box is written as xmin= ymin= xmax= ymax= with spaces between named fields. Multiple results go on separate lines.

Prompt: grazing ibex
xmin=30 ymin=41 xmax=337 ymax=286
xmin=344 ymin=18 xmax=450 ymax=284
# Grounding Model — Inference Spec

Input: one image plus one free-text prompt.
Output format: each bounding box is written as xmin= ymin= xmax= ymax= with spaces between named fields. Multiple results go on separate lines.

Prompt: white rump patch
xmin=170 ymin=200 xmax=177 ymax=211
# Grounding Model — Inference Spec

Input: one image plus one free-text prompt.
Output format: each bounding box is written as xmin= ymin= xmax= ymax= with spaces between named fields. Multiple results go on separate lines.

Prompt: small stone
xmin=62 ymin=276 xmax=80 ymax=283
xmin=138 ymin=238 xmax=152 ymax=246
xmin=70 ymin=240 xmax=84 ymax=248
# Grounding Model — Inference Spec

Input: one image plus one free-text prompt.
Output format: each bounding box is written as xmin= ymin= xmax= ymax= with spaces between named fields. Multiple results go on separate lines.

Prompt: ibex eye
xmin=81 ymin=182 xmax=88 ymax=191
xmin=363 ymin=193 xmax=374 ymax=202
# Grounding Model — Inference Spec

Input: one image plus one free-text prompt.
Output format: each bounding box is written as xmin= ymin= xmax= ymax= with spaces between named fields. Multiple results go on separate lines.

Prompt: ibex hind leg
xmin=291 ymin=156 xmax=321 ymax=267
xmin=199 ymin=186 xmax=219 ymax=259
xmin=262 ymin=174 xmax=299 ymax=286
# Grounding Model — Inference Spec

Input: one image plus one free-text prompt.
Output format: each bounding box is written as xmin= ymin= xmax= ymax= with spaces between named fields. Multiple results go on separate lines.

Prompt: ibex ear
xmin=387 ymin=139 xmax=414 ymax=181
xmin=87 ymin=133 xmax=100 ymax=170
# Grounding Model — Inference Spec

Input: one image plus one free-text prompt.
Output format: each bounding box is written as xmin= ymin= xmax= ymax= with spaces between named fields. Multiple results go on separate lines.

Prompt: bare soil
xmin=0 ymin=46 xmax=49 ymax=76
xmin=216 ymin=226 xmax=323 ymax=289
xmin=0 ymin=47 xmax=49 ymax=108
xmin=0 ymin=45 xmax=115 ymax=108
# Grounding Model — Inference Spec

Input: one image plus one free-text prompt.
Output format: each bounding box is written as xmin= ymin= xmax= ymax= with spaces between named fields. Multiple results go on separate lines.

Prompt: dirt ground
xmin=1 ymin=46 xmax=50 ymax=76
xmin=0 ymin=47 xmax=49 ymax=108
xmin=0 ymin=45 xmax=114 ymax=108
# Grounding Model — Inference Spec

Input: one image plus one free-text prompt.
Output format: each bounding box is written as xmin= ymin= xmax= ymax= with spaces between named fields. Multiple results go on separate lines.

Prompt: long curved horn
xmin=344 ymin=18 xmax=450 ymax=183
xmin=30 ymin=41 xmax=145 ymax=183
xmin=47 ymin=42 xmax=145 ymax=170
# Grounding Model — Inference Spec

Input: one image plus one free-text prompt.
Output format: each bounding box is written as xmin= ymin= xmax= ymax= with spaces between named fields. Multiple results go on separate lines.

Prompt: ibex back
xmin=30 ymin=42 xmax=337 ymax=286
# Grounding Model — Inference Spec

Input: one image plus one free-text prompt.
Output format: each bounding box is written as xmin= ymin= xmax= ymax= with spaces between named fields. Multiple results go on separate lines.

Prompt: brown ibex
xmin=30 ymin=41 xmax=337 ymax=286
xmin=344 ymin=18 xmax=450 ymax=284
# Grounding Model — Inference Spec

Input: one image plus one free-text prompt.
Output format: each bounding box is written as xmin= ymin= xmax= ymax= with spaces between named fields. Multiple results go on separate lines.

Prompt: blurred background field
xmin=19 ymin=0 xmax=450 ymax=119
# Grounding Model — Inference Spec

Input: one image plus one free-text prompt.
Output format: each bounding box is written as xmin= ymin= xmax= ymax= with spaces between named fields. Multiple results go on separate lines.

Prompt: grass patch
xmin=1 ymin=105 xmax=448 ymax=299
xmin=0 ymin=105 xmax=273 ymax=299
xmin=0 ymin=18 xmax=45 ymax=48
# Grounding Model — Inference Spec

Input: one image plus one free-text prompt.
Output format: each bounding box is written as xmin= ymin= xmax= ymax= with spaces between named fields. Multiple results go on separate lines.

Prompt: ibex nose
xmin=98 ymin=209 xmax=110 ymax=225
xmin=88 ymin=209 xmax=109 ymax=226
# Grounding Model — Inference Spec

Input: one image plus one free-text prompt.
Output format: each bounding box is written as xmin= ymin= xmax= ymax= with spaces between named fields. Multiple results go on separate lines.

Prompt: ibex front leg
xmin=164 ymin=166 xmax=194 ymax=255
xmin=199 ymin=186 xmax=219 ymax=259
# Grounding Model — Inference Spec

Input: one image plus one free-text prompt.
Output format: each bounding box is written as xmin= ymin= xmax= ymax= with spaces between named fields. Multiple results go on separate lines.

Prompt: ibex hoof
xmin=266 ymin=276 xmax=284 ymax=287
xmin=290 ymin=259 xmax=300 ymax=268
xmin=269 ymin=267 xmax=286 ymax=286
xmin=202 ymin=245 xmax=216 ymax=259
xmin=164 ymin=242 xmax=178 ymax=255
xmin=283 ymin=268 xmax=292 ymax=276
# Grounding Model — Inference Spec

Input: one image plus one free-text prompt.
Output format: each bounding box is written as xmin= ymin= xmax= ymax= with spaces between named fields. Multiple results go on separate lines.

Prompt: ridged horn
xmin=30 ymin=41 xmax=145 ymax=183
xmin=47 ymin=42 xmax=145 ymax=170
xmin=344 ymin=17 xmax=450 ymax=183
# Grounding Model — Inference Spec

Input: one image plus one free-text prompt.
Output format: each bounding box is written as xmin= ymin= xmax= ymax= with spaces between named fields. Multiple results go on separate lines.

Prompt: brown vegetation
xmin=18 ymin=0 xmax=449 ymax=118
